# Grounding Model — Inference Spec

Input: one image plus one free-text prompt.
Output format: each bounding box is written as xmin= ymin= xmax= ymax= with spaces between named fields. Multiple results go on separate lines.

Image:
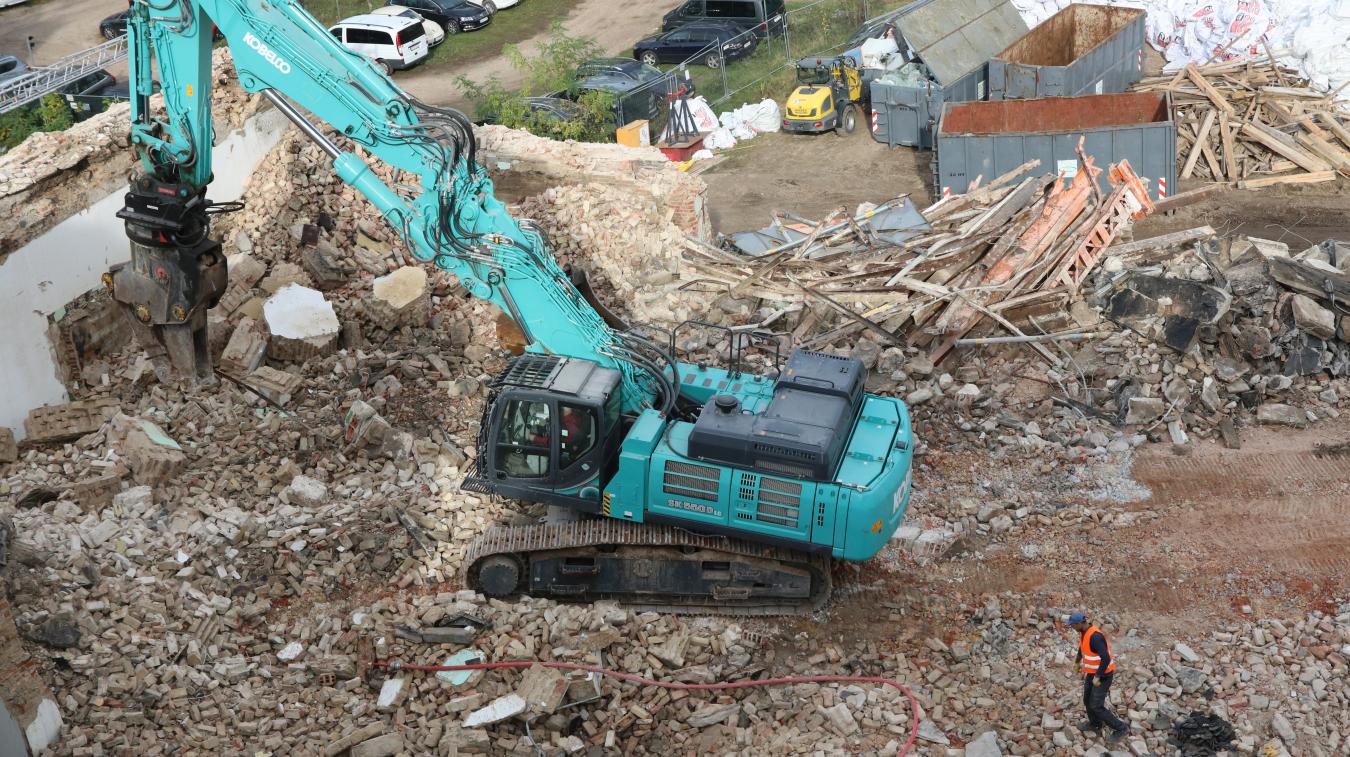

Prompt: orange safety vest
xmin=1080 ymin=626 xmax=1115 ymax=675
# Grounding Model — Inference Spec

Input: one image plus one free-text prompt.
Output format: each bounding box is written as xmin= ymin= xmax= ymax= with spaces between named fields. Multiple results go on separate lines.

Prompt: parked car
xmin=370 ymin=5 xmax=445 ymax=47
xmin=57 ymin=69 xmax=117 ymax=121
xmin=477 ymin=96 xmax=581 ymax=127
xmin=634 ymin=21 xmax=758 ymax=68
xmin=99 ymin=10 xmax=129 ymax=40
xmin=96 ymin=77 xmax=161 ymax=99
xmin=100 ymin=10 xmax=221 ymax=41
xmin=0 ymin=55 xmax=30 ymax=82
xmin=329 ymin=14 xmax=430 ymax=73
xmin=384 ymin=0 xmax=490 ymax=35
xmin=464 ymin=0 xmax=520 ymax=14
xmin=574 ymin=57 xmax=694 ymax=99
xmin=662 ymin=0 xmax=786 ymax=38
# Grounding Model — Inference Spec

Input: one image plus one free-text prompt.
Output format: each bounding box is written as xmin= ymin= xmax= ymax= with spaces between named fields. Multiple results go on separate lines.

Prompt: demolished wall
xmin=0 ymin=50 xmax=264 ymax=255
xmin=0 ymin=50 xmax=285 ymax=438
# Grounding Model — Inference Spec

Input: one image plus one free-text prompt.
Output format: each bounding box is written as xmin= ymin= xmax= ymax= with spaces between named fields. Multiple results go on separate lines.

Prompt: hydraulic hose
xmin=371 ymin=659 xmax=919 ymax=756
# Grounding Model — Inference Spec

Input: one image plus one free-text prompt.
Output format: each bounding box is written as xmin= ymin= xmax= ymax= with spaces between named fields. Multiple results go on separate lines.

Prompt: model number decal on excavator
xmin=667 ymin=499 xmax=718 ymax=517
xmin=243 ymin=32 xmax=292 ymax=74
xmin=892 ymin=468 xmax=912 ymax=516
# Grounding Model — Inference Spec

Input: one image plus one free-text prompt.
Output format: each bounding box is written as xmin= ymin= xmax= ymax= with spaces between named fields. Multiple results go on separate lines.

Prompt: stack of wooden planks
xmin=1135 ymin=54 xmax=1350 ymax=189
xmin=682 ymin=151 xmax=1156 ymax=365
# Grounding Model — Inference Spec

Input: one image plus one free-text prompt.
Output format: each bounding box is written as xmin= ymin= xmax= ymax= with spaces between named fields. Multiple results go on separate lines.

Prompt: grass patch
xmin=300 ymin=0 xmax=582 ymax=73
xmin=662 ymin=0 xmax=913 ymax=112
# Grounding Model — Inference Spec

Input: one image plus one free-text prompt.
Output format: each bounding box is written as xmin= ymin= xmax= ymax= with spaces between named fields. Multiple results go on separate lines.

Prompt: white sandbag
xmin=691 ymin=149 xmax=716 ymax=161
xmin=703 ymin=128 xmax=737 ymax=150
xmin=686 ymin=96 xmax=720 ymax=133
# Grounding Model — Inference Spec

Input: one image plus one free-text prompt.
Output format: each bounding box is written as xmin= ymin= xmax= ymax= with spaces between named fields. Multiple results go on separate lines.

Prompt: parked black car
xmin=385 ymin=0 xmax=490 ymax=34
xmin=634 ymin=22 xmax=758 ymax=68
xmin=100 ymin=9 xmax=221 ymax=40
xmin=573 ymin=58 xmax=694 ymax=98
xmin=57 ymin=69 xmax=117 ymax=121
xmin=662 ymin=0 xmax=786 ymax=38
xmin=100 ymin=10 xmax=130 ymax=39
xmin=0 ymin=55 xmax=32 ymax=82
xmin=477 ymin=96 xmax=581 ymax=127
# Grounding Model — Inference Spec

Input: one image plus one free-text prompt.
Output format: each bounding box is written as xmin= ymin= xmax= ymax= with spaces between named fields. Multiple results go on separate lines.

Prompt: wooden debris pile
xmin=1135 ymin=54 xmax=1350 ymax=189
xmin=683 ymin=150 xmax=1156 ymax=365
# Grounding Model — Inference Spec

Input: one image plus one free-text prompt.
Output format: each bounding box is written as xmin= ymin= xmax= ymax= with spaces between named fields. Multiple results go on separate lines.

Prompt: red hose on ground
xmin=372 ymin=659 xmax=919 ymax=756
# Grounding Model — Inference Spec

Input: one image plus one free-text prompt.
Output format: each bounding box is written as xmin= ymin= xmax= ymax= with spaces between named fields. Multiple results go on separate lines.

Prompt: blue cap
xmin=1062 ymin=611 xmax=1086 ymax=625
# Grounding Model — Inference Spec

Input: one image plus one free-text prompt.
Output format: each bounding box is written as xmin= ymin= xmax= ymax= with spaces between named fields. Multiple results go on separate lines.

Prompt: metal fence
xmin=634 ymin=0 xmax=907 ymax=110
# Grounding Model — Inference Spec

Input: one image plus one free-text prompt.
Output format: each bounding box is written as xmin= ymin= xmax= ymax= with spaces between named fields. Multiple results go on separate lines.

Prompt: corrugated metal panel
xmin=898 ymin=0 xmax=1028 ymax=86
xmin=934 ymin=92 xmax=1175 ymax=201
xmin=989 ymin=4 xmax=1145 ymax=100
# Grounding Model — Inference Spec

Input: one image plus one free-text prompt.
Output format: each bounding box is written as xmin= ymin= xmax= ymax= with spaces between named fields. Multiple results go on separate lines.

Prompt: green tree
xmin=36 ymin=93 xmax=74 ymax=132
xmin=458 ymin=24 xmax=619 ymax=143
xmin=0 ymin=94 xmax=77 ymax=154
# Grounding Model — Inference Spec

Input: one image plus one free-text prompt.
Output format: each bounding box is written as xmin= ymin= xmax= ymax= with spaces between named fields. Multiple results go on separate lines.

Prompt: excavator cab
xmin=468 ymin=354 xmax=625 ymax=510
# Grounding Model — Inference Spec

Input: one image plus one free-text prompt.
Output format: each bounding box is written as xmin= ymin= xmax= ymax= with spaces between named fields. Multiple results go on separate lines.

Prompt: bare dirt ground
xmin=702 ymin=126 xmax=1350 ymax=240
xmin=700 ymin=130 xmax=937 ymax=232
xmin=0 ymin=0 xmax=113 ymax=64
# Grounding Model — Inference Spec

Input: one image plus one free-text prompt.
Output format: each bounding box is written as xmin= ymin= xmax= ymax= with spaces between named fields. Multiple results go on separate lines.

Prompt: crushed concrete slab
xmin=463 ymin=693 xmax=526 ymax=727
xmin=263 ymin=284 xmax=340 ymax=361
xmin=368 ymin=265 xmax=430 ymax=326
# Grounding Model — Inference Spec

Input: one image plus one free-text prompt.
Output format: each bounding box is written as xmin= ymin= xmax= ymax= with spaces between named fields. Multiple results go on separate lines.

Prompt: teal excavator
xmin=108 ymin=0 xmax=915 ymax=614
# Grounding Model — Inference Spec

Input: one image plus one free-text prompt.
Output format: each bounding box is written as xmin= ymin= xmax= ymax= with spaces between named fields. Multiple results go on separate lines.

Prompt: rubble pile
xmin=1071 ymin=231 xmax=1350 ymax=447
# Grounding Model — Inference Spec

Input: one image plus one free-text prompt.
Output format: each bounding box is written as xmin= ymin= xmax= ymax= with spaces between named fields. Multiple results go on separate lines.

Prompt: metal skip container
xmin=934 ymin=91 xmax=1176 ymax=202
xmin=868 ymin=0 xmax=1028 ymax=149
xmin=989 ymin=4 xmax=1145 ymax=100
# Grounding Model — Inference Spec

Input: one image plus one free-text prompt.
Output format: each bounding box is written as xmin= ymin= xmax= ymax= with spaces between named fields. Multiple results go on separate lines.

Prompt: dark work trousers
xmin=1083 ymin=672 xmax=1128 ymax=732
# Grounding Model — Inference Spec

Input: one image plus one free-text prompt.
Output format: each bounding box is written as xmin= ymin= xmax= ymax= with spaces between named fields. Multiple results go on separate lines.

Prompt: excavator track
xmin=465 ymin=519 xmax=832 ymax=616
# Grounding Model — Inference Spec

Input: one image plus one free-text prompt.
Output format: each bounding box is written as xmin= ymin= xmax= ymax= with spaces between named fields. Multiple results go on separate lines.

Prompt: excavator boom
xmin=112 ymin=0 xmax=916 ymax=614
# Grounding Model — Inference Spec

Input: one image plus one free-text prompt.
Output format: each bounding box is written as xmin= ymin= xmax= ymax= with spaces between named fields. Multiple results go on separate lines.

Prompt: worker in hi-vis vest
xmin=1064 ymin=612 xmax=1131 ymax=744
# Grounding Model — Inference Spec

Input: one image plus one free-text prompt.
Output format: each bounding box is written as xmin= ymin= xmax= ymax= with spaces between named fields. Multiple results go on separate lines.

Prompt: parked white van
xmin=329 ymin=14 xmax=430 ymax=73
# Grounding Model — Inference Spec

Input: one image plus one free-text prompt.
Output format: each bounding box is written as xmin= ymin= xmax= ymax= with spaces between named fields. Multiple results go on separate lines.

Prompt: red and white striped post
xmin=942 ymin=186 xmax=951 ymax=199
xmin=1137 ymin=48 xmax=1143 ymax=71
xmin=870 ymin=111 xmax=879 ymax=134
xmin=1157 ymin=176 xmax=1167 ymax=199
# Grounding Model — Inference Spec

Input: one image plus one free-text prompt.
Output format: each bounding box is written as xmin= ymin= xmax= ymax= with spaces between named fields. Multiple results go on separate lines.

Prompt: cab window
xmin=496 ymin=400 xmax=552 ymax=478
xmin=559 ymin=404 xmax=596 ymax=469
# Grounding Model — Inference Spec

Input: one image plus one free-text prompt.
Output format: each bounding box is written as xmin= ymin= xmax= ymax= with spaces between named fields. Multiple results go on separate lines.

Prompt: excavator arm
xmin=114 ymin=0 xmax=669 ymax=413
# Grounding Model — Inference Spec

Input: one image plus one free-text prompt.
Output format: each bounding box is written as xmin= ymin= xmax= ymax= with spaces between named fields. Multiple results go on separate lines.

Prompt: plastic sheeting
xmin=1010 ymin=0 xmax=1350 ymax=99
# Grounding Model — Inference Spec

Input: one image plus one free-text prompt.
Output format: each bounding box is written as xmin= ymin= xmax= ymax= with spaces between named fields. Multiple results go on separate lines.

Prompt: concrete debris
xmin=0 ymin=426 xmax=16 ymax=463
xmin=964 ymin=730 xmax=1002 ymax=757
xmin=23 ymin=398 xmax=119 ymax=444
xmin=685 ymin=701 xmax=740 ymax=728
xmin=368 ymin=266 xmax=431 ymax=327
xmin=240 ymin=365 xmax=303 ymax=406
xmin=285 ymin=475 xmax=327 ymax=507
xmin=343 ymin=400 xmax=413 ymax=459
xmin=218 ymin=316 xmax=269 ymax=378
xmin=263 ymin=284 xmax=341 ymax=361
xmin=109 ymin=413 xmax=186 ymax=486
xmin=463 ymin=693 xmax=527 ymax=727
xmin=515 ymin=663 xmax=568 ymax=716
xmin=349 ymin=732 xmax=404 ymax=757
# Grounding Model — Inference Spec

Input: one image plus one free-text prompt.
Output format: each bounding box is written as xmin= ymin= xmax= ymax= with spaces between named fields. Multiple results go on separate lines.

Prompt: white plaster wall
xmin=0 ymin=107 xmax=288 ymax=439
